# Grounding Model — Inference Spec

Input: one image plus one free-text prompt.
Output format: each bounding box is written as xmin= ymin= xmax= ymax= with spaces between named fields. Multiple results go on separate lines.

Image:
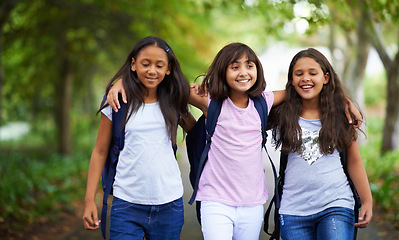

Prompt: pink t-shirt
xmin=196 ymin=91 xmax=274 ymax=206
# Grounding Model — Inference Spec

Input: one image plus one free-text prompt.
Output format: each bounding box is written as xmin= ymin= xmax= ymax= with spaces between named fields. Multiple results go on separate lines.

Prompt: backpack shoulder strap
xmin=205 ymin=99 xmax=223 ymax=136
xmin=251 ymin=95 xmax=280 ymax=240
xmin=188 ymin=99 xmax=223 ymax=205
xmin=100 ymin=99 xmax=126 ymax=239
xmin=340 ymin=149 xmax=361 ymax=240
xmin=264 ymin=151 xmax=287 ymax=240
xmin=252 ymin=96 xmax=268 ymax=145
xmin=340 ymin=149 xmax=361 ymax=208
xmin=252 ymin=96 xmax=278 ymax=191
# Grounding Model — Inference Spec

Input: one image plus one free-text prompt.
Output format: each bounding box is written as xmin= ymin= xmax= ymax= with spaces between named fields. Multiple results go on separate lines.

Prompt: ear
xmin=166 ymin=65 xmax=171 ymax=75
xmin=324 ymin=72 xmax=330 ymax=84
xmin=131 ymin=58 xmax=136 ymax=72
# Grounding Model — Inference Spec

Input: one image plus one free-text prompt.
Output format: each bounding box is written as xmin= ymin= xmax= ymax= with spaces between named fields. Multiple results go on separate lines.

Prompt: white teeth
xmin=301 ymin=85 xmax=313 ymax=89
xmin=237 ymin=79 xmax=250 ymax=83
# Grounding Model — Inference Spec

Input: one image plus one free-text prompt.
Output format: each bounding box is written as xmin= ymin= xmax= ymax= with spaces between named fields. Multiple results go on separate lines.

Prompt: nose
xmin=238 ymin=67 xmax=248 ymax=76
xmin=302 ymin=73 xmax=311 ymax=81
xmin=148 ymin=65 xmax=156 ymax=75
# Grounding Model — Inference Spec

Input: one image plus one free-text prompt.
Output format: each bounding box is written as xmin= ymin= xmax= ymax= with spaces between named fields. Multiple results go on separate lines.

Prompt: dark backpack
xmin=100 ymin=100 xmax=127 ymax=239
xmin=264 ymin=149 xmax=362 ymax=240
xmin=186 ymin=96 xmax=278 ymax=223
xmin=100 ymin=100 xmax=178 ymax=239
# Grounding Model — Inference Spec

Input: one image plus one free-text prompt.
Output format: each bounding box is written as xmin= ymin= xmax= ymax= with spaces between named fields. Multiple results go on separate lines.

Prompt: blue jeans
xmin=110 ymin=196 xmax=184 ymax=240
xmin=280 ymin=207 xmax=355 ymax=240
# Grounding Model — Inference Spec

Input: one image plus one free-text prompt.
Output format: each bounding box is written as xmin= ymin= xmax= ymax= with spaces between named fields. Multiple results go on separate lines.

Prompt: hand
xmin=355 ymin=202 xmax=373 ymax=228
xmin=82 ymin=201 xmax=101 ymax=230
xmin=346 ymin=100 xmax=363 ymax=129
xmin=191 ymin=84 xmax=207 ymax=97
xmin=107 ymin=79 xmax=126 ymax=112
xmin=351 ymin=118 xmax=363 ymax=129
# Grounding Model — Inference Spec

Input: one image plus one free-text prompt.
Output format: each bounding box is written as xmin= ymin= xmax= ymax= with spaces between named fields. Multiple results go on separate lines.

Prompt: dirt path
xmin=5 ymin=143 xmax=399 ymax=240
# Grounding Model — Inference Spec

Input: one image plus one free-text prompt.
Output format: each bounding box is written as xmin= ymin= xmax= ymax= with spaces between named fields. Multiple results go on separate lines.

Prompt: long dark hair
xmin=99 ymin=36 xmax=190 ymax=144
xmin=200 ymin=42 xmax=266 ymax=100
xmin=268 ymin=48 xmax=361 ymax=154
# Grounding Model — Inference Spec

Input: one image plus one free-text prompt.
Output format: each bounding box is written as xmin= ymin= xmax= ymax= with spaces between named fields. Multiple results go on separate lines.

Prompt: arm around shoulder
xmin=271 ymin=90 xmax=286 ymax=107
xmin=189 ymin=86 xmax=209 ymax=117
xmin=107 ymin=79 xmax=126 ymax=112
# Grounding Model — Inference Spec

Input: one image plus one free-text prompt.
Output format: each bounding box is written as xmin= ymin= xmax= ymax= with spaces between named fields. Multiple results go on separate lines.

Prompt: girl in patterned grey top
xmin=268 ymin=48 xmax=373 ymax=240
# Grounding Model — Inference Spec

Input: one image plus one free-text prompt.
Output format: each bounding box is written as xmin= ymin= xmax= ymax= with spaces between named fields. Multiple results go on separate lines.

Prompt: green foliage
xmin=0 ymin=147 xmax=89 ymax=224
xmin=0 ymin=115 xmax=96 ymax=225
xmin=364 ymin=71 xmax=387 ymax=106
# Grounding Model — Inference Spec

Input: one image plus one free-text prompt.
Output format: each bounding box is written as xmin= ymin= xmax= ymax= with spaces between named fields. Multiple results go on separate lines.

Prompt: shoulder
xmin=101 ymin=104 xmax=112 ymax=121
xmin=262 ymin=91 xmax=274 ymax=102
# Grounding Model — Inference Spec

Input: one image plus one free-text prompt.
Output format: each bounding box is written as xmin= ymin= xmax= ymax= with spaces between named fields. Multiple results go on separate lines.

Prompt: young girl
xmin=268 ymin=48 xmax=373 ymax=240
xmin=82 ymin=36 xmax=195 ymax=240
xmin=185 ymin=42 xmax=286 ymax=240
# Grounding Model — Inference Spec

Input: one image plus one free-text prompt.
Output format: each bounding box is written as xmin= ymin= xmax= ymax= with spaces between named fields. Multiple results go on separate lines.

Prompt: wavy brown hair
xmin=200 ymin=42 xmax=266 ymax=100
xmin=99 ymin=36 xmax=190 ymax=145
xmin=268 ymin=48 xmax=361 ymax=154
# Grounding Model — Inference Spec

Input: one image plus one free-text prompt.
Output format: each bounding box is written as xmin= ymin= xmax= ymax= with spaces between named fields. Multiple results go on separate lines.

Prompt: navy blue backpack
xmin=186 ymin=96 xmax=278 ymax=223
xmin=100 ymin=100 xmax=127 ymax=239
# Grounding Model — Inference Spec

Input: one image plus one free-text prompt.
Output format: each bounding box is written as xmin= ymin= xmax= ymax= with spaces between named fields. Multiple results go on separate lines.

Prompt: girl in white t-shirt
xmin=82 ymin=36 xmax=195 ymax=240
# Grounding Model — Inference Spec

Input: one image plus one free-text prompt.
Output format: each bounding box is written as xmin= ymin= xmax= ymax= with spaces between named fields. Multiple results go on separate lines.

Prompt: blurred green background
xmin=1 ymin=0 xmax=399 ymax=237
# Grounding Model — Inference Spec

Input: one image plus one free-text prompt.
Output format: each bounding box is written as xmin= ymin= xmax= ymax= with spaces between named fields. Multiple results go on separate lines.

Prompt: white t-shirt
xmin=102 ymin=102 xmax=183 ymax=205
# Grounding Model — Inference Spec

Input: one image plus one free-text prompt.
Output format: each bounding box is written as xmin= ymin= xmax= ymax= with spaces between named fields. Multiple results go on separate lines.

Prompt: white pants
xmin=200 ymin=201 xmax=264 ymax=240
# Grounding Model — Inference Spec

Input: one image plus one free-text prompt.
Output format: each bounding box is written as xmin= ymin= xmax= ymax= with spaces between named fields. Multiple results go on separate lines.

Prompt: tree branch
xmin=364 ymin=5 xmax=392 ymax=69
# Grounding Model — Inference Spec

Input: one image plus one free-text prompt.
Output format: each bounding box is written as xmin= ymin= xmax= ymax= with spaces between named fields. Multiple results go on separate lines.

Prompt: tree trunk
xmin=56 ymin=57 xmax=73 ymax=156
xmin=0 ymin=0 xmax=18 ymax=126
xmin=55 ymin=29 xmax=73 ymax=156
xmin=344 ymin=4 xmax=370 ymax=112
xmin=0 ymin=37 xmax=4 ymax=126
xmin=381 ymin=63 xmax=399 ymax=153
xmin=365 ymin=7 xmax=399 ymax=153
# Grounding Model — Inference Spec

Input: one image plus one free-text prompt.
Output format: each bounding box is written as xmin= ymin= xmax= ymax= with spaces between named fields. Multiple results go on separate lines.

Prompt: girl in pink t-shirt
xmin=188 ymin=42 xmax=286 ymax=240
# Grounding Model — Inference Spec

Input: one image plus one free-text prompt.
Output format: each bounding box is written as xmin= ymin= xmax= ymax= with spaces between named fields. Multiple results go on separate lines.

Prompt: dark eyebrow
xmin=230 ymin=59 xmax=254 ymax=64
xmin=140 ymin=58 xmax=168 ymax=64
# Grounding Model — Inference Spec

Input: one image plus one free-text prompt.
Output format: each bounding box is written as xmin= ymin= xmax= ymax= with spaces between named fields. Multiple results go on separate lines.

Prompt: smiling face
xmin=131 ymin=45 xmax=170 ymax=98
xmin=292 ymin=57 xmax=329 ymax=103
xmin=225 ymin=54 xmax=257 ymax=96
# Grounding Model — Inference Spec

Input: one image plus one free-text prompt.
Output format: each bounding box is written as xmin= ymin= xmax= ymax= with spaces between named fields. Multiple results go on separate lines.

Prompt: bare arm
xmin=272 ymin=90 xmax=286 ymax=107
xmin=82 ymin=115 xmax=112 ymax=230
xmin=347 ymin=139 xmax=373 ymax=228
xmin=107 ymin=79 xmax=126 ymax=111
